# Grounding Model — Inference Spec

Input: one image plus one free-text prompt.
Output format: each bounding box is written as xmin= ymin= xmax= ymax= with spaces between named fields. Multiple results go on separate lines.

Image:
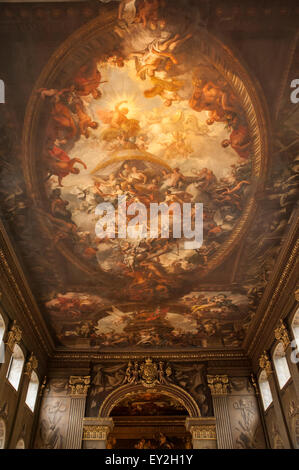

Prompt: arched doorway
xmin=99 ymin=382 xmax=201 ymax=418
xmin=99 ymin=383 xmax=199 ymax=450
xmin=108 ymin=388 xmax=190 ymax=449
xmin=83 ymin=378 xmax=216 ymax=449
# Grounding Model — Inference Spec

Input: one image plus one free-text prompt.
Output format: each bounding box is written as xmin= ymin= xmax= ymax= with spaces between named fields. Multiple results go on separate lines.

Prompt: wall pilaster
xmin=65 ymin=376 xmax=90 ymax=449
xmin=207 ymin=375 xmax=234 ymax=449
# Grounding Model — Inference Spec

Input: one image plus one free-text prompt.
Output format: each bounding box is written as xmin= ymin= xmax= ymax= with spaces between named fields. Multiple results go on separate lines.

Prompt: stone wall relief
xmin=34 ymin=378 xmax=71 ymax=449
xmin=228 ymin=376 xmax=266 ymax=449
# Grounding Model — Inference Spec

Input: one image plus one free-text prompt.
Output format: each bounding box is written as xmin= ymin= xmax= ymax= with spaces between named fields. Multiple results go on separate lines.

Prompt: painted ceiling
xmin=0 ymin=0 xmax=298 ymax=353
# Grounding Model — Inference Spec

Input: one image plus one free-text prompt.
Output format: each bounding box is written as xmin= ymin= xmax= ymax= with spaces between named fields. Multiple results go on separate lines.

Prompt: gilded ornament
xmin=83 ymin=425 xmax=110 ymax=441
xmin=5 ymin=320 xmax=22 ymax=352
xmin=259 ymin=351 xmax=272 ymax=376
xmin=207 ymin=375 xmax=230 ymax=395
xmin=190 ymin=425 xmax=216 ymax=440
xmin=274 ymin=320 xmax=291 ymax=351
xmin=25 ymin=353 xmax=38 ymax=376
xmin=69 ymin=376 xmax=91 ymax=396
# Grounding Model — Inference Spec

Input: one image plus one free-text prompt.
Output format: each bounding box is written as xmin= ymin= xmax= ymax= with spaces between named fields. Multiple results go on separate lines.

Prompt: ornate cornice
xmin=49 ymin=350 xmax=248 ymax=361
xmin=207 ymin=375 xmax=230 ymax=395
xmin=0 ymin=220 xmax=54 ymax=363
xmin=245 ymin=206 xmax=299 ymax=363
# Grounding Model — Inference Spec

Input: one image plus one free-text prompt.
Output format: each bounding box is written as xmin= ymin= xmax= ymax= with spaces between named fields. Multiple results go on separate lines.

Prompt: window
xmin=259 ymin=370 xmax=273 ymax=411
xmin=0 ymin=314 xmax=5 ymax=364
xmin=0 ymin=418 xmax=5 ymax=449
xmin=25 ymin=371 xmax=39 ymax=412
xmin=0 ymin=314 xmax=5 ymax=343
xmin=291 ymin=307 xmax=299 ymax=348
xmin=15 ymin=439 xmax=25 ymax=449
xmin=273 ymin=342 xmax=291 ymax=389
xmin=6 ymin=344 xmax=24 ymax=391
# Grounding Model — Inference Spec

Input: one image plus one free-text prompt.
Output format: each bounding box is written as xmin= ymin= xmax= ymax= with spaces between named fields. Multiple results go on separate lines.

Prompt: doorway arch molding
xmin=98 ymin=382 xmax=201 ymax=418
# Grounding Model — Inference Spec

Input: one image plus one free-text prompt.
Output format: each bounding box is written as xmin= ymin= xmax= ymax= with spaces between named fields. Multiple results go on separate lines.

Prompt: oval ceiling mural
xmin=20 ymin=0 xmax=268 ymax=350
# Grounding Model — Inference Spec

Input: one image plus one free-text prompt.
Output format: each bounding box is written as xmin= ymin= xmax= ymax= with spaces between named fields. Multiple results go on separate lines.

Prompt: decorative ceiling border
xmin=244 ymin=205 xmax=299 ymax=364
xmin=49 ymin=350 xmax=249 ymax=361
xmin=0 ymin=217 xmax=54 ymax=363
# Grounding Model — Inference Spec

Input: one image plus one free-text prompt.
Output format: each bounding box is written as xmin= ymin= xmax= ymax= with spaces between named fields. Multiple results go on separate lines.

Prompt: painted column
xmin=185 ymin=417 xmax=217 ymax=449
xmin=207 ymin=374 xmax=234 ymax=449
xmin=259 ymin=351 xmax=292 ymax=448
xmin=82 ymin=418 xmax=114 ymax=449
xmin=65 ymin=376 xmax=90 ymax=449
xmin=275 ymin=320 xmax=299 ymax=400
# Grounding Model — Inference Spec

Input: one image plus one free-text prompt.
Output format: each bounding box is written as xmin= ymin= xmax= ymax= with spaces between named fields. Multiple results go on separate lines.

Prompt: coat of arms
xmin=123 ymin=358 xmax=171 ymax=388
xmin=140 ymin=358 xmax=159 ymax=388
